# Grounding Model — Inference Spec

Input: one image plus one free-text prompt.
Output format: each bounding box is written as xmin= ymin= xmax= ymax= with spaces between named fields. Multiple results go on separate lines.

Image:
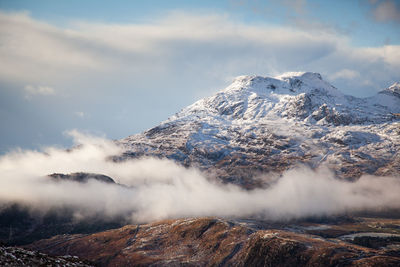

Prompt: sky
xmin=0 ymin=0 xmax=399 ymax=153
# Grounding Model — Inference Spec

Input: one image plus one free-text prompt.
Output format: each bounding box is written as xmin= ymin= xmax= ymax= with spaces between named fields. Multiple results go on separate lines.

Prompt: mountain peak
xmin=232 ymin=72 xmax=324 ymax=86
xmin=379 ymin=81 xmax=400 ymax=97
xmin=388 ymin=82 xmax=400 ymax=93
xmin=227 ymin=71 xmax=337 ymax=98
xmin=275 ymin=71 xmax=323 ymax=81
xmin=166 ymin=71 xmax=399 ymax=128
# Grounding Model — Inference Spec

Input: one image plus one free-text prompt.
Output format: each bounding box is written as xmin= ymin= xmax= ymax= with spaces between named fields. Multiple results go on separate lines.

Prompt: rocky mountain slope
xmin=27 ymin=217 xmax=400 ymax=266
xmin=119 ymin=72 xmax=400 ymax=187
xmin=0 ymin=244 xmax=93 ymax=266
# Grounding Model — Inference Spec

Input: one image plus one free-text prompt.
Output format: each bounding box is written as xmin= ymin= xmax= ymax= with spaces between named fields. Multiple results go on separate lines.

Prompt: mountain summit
xmin=119 ymin=72 xmax=400 ymax=187
xmin=170 ymin=71 xmax=399 ymax=126
xmin=380 ymin=81 xmax=400 ymax=98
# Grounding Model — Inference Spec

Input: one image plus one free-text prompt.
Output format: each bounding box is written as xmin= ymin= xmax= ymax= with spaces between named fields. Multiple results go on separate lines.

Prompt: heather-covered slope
xmin=28 ymin=217 xmax=400 ymax=266
xmin=119 ymin=72 xmax=400 ymax=187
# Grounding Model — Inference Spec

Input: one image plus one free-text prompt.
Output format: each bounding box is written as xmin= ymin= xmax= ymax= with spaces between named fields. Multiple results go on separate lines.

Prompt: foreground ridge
xmin=27 ymin=217 xmax=400 ymax=266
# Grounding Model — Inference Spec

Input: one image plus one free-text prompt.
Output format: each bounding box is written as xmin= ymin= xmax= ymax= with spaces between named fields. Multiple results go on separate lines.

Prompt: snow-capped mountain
xmin=119 ymin=72 xmax=400 ymax=187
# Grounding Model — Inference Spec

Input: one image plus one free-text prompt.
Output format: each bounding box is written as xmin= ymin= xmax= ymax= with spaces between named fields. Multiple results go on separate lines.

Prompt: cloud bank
xmin=1 ymin=131 xmax=399 ymax=223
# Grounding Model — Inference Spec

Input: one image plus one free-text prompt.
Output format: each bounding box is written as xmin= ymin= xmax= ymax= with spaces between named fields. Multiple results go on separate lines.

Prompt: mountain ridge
xmin=119 ymin=72 xmax=400 ymax=187
xmin=27 ymin=217 xmax=400 ymax=267
xmin=168 ymin=71 xmax=399 ymax=125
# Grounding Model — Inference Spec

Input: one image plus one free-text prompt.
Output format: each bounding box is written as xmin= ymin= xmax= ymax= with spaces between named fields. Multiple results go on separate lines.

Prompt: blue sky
xmin=0 ymin=0 xmax=399 ymax=153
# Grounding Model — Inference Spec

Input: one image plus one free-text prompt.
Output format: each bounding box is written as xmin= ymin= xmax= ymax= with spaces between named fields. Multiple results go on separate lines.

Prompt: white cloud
xmin=0 ymin=10 xmax=399 ymax=99
xmin=362 ymin=45 xmax=400 ymax=67
xmin=329 ymin=69 xmax=360 ymax=81
xmin=74 ymin=111 xmax=85 ymax=118
xmin=0 ymin=13 xmax=102 ymax=85
xmin=24 ymin=85 xmax=55 ymax=96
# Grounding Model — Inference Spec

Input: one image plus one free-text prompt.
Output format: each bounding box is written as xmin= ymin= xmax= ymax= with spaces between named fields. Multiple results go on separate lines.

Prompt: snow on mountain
xmin=170 ymin=71 xmax=399 ymax=125
xmin=119 ymin=72 xmax=400 ymax=187
xmin=382 ymin=82 xmax=400 ymax=96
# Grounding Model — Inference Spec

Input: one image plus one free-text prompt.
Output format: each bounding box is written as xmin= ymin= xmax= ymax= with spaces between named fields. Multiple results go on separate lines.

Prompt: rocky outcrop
xmin=49 ymin=172 xmax=116 ymax=184
xmin=0 ymin=244 xmax=93 ymax=266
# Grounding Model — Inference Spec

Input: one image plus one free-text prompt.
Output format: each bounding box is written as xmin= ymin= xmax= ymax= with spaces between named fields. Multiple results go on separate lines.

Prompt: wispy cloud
xmin=1 ymin=131 xmax=400 ymax=222
xmin=74 ymin=111 xmax=86 ymax=118
xmin=0 ymin=10 xmax=398 ymax=100
xmin=24 ymin=85 xmax=55 ymax=96
xmin=329 ymin=69 xmax=360 ymax=81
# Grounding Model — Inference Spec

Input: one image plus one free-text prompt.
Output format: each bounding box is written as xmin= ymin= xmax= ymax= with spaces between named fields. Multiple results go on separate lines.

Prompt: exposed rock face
xmin=0 ymin=244 xmax=93 ymax=266
xmin=118 ymin=72 xmax=400 ymax=187
xmin=27 ymin=217 xmax=400 ymax=266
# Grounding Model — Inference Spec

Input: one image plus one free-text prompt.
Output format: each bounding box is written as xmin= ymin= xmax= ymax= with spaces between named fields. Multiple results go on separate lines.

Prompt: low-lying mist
xmin=1 ymin=130 xmax=400 ymax=223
